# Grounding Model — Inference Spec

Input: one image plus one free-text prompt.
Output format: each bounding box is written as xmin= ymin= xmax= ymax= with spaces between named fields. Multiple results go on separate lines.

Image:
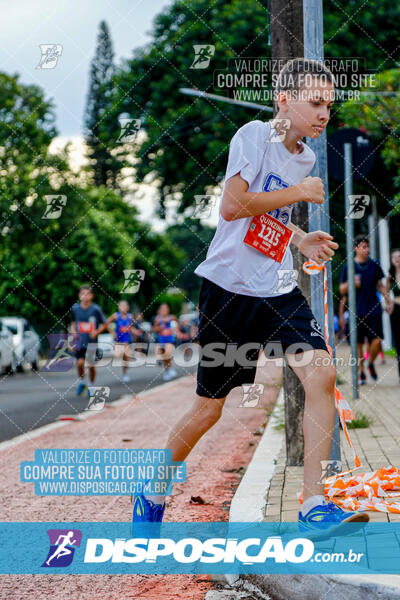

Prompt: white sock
xmin=301 ymin=494 xmax=325 ymax=516
xmin=144 ymin=494 xmax=166 ymax=505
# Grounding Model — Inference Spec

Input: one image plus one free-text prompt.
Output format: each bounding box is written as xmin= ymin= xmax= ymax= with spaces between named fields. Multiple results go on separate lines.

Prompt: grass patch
xmin=274 ymin=422 xmax=285 ymax=431
xmin=384 ymin=348 xmax=397 ymax=357
xmin=272 ymin=404 xmax=285 ymax=431
xmin=347 ymin=412 xmax=373 ymax=429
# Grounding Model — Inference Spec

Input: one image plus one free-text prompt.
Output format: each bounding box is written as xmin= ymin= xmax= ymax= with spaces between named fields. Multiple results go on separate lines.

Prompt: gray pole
xmin=344 ymin=143 xmax=359 ymax=399
xmin=368 ymin=212 xmax=377 ymax=260
xmin=303 ymin=0 xmax=340 ymax=461
xmin=179 ymin=88 xmax=273 ymax=113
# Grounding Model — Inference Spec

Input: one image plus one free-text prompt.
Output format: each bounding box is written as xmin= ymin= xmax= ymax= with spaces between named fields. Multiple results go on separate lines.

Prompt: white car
xmin=0 ymin=320 xmax=16 ymax=374
xmin=97 ymin=333 xmax=115 ymax=358
xmin=1 ymin=317 xmax=40 ymax=371
xmin=179 ymin=312 xmax=199 ymax=325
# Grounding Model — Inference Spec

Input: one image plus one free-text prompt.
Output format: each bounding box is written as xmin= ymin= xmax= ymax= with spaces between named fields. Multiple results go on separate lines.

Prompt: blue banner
xmin=1 ymin=522 xmax=400 ymax=574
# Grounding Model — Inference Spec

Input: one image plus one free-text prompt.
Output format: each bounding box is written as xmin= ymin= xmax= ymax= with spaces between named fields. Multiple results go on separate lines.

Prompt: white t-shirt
xmin=194 ymin=119 xmax=316 ymax=297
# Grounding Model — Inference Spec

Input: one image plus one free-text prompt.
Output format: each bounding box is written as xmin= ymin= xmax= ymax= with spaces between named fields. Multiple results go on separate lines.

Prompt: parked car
xmin=0 ymin=317 xmax=40 ymax=371
xmin=179 ymin=312 xmax=199 ymax=326
xmin=0 ymin=320 xmax=16 ymax=374
xmin=97 ymin=333 xmax=115 ymax=358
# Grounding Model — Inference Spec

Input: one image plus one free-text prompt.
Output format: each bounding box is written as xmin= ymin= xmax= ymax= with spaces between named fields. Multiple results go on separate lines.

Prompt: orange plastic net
xmin=300 ymin=260 xmax=400 ymax=513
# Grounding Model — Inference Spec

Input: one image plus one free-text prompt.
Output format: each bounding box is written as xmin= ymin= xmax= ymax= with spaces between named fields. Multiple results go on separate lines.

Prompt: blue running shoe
xmin=298 ymin=501 xmax=369 ymax=538
xmin=76 ymin=381 xmax=87 ymax=396
xmin=132 ymin=492 xmax=165 ymax=537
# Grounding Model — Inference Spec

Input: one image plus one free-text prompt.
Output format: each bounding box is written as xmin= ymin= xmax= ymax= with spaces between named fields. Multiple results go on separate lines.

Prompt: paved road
xmin=0 ymin=355 xmax=197 ymax=443
xmin=0 ymin=373 xmax=276 ymax=599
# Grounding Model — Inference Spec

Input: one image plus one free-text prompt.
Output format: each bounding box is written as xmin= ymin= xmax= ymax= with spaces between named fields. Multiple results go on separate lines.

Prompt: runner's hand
xmin=297 ymin=176 xmax=325 ymax=204
xmin=386 ymin=299 xmax=394 ymax=315
xmin=298 ymin=231 xmax=338 ymax=264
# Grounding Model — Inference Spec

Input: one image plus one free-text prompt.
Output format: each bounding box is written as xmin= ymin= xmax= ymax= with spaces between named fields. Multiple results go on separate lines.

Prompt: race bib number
xmin=243 ymin=213 xmax=293 ymax=263
xmin=77 ymin=321 xmax=95 ymax=333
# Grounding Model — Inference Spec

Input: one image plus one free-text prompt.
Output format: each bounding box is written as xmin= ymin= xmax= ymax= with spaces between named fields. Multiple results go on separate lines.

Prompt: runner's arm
xmin=152 ymin=316 xmax=162 ymax=333
xmin=220 ymin=173 xmax=324 ymax=221
xmin=70 ymin=305 xmax=78 ymax=336
xmin=339 ymin=265 xmax=348 ymax=295
xmin=95 ymin=313 xmax=116 ymax=336
xmin=172 ymin=315 xmax=181 ymax=333
xmin=338 ymin=295 xmax=347 ymax=331
xmin=288 ymin=222 xmax=338 ymax=263
xmin=377 ymin=278 xmax=393 ymax=310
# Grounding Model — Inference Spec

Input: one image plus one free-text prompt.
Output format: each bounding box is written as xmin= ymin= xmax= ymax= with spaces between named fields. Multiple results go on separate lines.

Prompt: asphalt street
xmin=0 ymin=354 xmax=197 ymax=443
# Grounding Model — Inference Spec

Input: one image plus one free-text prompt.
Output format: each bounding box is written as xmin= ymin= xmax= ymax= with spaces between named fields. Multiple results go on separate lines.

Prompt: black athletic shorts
xmin=75 ymin=343 xmax=98 ymax=361
xmin=196 ymin=278 xmax=329 ymax=399
xmin=356 ymin=314 xmax=383 ymax=343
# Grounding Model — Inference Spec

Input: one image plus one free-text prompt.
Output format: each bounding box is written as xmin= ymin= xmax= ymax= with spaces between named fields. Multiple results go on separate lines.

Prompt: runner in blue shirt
xmin=97 ymin=300 xmax=134 ymax=383
xmin=153 ymin=303 xmax=180 ymax=381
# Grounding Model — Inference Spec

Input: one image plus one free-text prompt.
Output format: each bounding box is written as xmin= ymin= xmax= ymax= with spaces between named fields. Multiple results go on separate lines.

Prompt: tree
xmin=83 ymin=21 xmax=121 ymax=188
xmin=0 ymin=72 xmax=185 ymax=336
xmin=115 ymin=0 xmax=270 ymax=216
xmin=339 ymin=69 xmax=400 ymax=202
xmin=111 ymin=0 xmax=400 ymax=216
xmin=327 ymin=68 xmax=400 ymax=294
xmin=166 ymin=217 xmax=216 ymax=301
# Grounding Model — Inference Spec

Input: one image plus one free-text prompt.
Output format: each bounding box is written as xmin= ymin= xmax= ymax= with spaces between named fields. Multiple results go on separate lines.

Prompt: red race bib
xmin=77 ymin=322 xmax=95 ymax=333
xmin=243 ymin=213 xmax=293 ymax=263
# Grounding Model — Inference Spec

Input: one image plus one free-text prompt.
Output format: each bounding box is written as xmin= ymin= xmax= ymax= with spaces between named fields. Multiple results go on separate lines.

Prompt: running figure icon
xmin=45 ymin=531 xmax=77 ymax=566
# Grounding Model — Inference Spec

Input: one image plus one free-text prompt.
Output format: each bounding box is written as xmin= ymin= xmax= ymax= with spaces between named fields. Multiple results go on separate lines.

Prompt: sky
xmin=0 ymin=0 xmax=171 ymax=137
xmin=0 ymin=0 xmax=221 ymax=228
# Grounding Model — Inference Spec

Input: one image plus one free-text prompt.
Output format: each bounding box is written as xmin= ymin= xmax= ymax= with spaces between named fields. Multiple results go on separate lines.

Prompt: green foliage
xmin=83 ymin=21 xmax=122 ymax=188
xmin=0 ymin=72 xmax=185 ymax=335
xmin=157 ymin=290 xmax=185 ymax=316
xmin=324 ymin=0 xmax=399 ymax=71
xmin=114 ymin=0 xmax=270 ymax=216
xmin=166 ymin=217 xmax=216 ymax=301
xmin=339 ymin=69 xmax=400 ymax=209
xmin=111 ymin=0 xmax=400 ymax=216
xmin=347 ymin=412 xmax=373 ymax=429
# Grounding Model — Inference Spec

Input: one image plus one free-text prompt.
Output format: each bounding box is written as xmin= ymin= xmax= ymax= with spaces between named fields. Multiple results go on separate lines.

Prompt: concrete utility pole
xmin=303 ymin=0 xmax=341 ymax=461
xmin=344 ymin=144 xmax=359 ymax=399
xmin=270 ymin=0 xmax=308 ymax=466
xmin=379 ymin=217 xmax=393 ymax=350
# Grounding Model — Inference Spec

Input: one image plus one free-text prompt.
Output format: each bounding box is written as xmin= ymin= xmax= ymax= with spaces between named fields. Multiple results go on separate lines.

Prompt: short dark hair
xmin=79 ymin=284 xmax=93 ymax=293
xmin=354 ymin=234 xmax=369 ymax=247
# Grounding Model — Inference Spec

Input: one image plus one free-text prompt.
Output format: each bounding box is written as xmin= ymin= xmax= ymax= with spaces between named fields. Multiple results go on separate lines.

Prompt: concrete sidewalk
xmin=264 ymin=347 xmax=400 ymax=523
xmin=222 ymin=348 xmax=400 ymax=600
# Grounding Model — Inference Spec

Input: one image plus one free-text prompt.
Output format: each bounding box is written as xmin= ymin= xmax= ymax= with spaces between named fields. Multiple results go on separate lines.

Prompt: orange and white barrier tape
xmin=300 ymin=260 xmax=400 ymax=513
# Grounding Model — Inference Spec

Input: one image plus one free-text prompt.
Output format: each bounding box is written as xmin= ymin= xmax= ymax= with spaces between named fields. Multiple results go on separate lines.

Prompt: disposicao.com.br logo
xmin=83 ymin=535 xmax=314 ymax=564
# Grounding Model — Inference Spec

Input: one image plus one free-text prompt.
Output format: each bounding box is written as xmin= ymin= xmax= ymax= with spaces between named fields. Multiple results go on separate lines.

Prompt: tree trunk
xmin=270 ymin=0 xmax=309 ymax=466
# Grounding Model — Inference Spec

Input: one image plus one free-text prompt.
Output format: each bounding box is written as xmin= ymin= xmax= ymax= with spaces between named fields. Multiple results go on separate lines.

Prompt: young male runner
xmin=132 ymin=58 xmax=370 ymax=534
xmin=71 ymin=285 xmax=106 ymax=396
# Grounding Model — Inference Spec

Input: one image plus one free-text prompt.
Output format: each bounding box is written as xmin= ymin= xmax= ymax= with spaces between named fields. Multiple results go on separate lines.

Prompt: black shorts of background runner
xmin=75 ymin=344 xmax=98 ymax=361
xmin=196 ymin=277 xmax=328 ymax=399
xmin=356 ymin=314 xmax=383 ymax=344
